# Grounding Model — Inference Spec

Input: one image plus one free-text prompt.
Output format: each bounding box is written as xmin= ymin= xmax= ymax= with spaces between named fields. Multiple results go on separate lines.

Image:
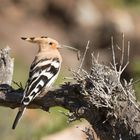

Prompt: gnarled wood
xmin=0 ymin=47 xmax=139 ymax=140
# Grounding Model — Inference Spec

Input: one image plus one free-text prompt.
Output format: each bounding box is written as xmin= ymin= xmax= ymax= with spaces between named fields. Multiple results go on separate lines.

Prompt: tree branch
xmin=0 ymin=46 xmax=140 ymax=140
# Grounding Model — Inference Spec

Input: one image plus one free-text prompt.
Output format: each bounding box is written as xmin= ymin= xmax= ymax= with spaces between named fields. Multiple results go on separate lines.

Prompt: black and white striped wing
xmin=22 ymin=58 xmax=60 ymax=105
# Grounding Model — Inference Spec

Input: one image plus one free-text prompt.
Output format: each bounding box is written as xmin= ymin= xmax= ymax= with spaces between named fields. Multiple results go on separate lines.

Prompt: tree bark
xmin=0 ymin=47 xmax=139 ymax=140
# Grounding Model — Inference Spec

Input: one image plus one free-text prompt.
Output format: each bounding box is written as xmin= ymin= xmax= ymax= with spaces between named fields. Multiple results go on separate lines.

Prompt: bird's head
xmin=21 ymin=36 xmax=79 ymax=55
xmin=21 ymin=36 xmax=61 ymax=50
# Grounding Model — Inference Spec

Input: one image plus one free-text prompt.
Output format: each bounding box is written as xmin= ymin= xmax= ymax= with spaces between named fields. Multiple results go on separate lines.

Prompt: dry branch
xmin=0 ymin=45 xmax=140 ymax=140
xmin=0 ymin=47 xmax=14 ymax=85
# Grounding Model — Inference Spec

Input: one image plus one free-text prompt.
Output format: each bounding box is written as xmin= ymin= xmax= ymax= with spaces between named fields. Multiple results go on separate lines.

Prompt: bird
xmin=12 ymin=36 xmax=62 ymax=129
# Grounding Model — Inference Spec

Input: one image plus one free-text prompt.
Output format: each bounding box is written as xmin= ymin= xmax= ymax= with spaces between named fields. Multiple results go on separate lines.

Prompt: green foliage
xmin=106 ymin=0 xmax=140 ymax=8
xmin=33 ymin=107 xmax=68 ymax=139
xmin=12 ymin=58 xmax=28 ymax=88
xmin=123 ymin=0 xmax=140 ymax=5
xmin=131 ymin=59 xmax=140 ymax=101
xmin=0 ymin=106 xmax=69 ymax=140
xmin=134 ymin=84 xmax=140 ymax=101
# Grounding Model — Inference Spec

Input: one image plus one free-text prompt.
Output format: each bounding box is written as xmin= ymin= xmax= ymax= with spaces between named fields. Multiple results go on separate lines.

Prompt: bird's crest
xmin=21 ymin=36 xmax=49 ymax=43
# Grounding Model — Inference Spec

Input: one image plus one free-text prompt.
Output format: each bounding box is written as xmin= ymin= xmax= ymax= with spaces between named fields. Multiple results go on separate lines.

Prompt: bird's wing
xmin=22 ymin=57 xmax=61 ymax=105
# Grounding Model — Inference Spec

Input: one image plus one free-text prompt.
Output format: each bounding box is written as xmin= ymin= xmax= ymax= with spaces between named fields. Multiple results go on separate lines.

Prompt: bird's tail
xmin=12 ymin=105 xmax=26 ymax=129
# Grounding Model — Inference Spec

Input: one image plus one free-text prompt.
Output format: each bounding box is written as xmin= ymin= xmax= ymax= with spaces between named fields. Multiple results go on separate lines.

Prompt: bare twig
xmin=91 ymin=52 xmax=99 ymax=64
xmin=0 ymin=38 xmax=140 ymax=140
xmin=111 ymin=37 xmax=118 ymax=74
xmin=119 ymin=33 xmax=125 ymax=72
xmin=81 ymin=126 xmax=96 ymax=140
xmin=120 ymin=41 xmax=130 ymax=74
xmin=12 ymin=80 xmax=23 ymax=89
xmin=77 ymin=41 xmax=90 ymax=74
xmin=129 ymin=78 xmax=140 ymax=86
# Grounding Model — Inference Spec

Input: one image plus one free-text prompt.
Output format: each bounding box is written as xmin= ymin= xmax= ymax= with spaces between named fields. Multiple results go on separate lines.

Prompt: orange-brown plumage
xmin=12 ymin=36 xmax=62 ymax=129
xmin=21 ymin=36 xmax=62 ymax=62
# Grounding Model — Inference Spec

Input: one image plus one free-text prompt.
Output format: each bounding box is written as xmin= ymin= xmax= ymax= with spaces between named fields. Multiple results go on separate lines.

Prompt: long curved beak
xmin=57 ymin=44 xmax=62 ymax=49
xmin=61 ymin=45 xmax=79 ymax=51
xmin=61 ymin=45 xmax=80 ymax=60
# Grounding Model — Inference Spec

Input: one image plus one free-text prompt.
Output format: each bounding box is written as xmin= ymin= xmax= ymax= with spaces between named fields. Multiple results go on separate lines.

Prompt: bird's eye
xmin=49 ymin=42 xmax=53 ymax=45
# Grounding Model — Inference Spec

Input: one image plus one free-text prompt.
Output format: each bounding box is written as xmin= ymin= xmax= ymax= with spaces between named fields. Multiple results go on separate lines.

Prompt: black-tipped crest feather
xmin=30 ymin=37 xmax=35 ymax=40
xmin=21 ymin=37 xmax=27 ymax=40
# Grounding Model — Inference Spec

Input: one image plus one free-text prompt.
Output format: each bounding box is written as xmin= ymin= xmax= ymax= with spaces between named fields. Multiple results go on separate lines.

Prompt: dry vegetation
xmin=0 ymin=36 xmax=139 ymax=140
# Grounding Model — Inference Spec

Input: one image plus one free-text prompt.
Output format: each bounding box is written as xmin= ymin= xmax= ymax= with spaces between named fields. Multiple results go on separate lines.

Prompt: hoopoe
xmin=12 ymin=36 xmax=63 ymax=129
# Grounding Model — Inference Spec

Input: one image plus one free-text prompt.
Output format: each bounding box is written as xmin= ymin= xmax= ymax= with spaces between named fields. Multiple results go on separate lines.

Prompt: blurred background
xmin=0 ymin=0 xmax=140 ymax=139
